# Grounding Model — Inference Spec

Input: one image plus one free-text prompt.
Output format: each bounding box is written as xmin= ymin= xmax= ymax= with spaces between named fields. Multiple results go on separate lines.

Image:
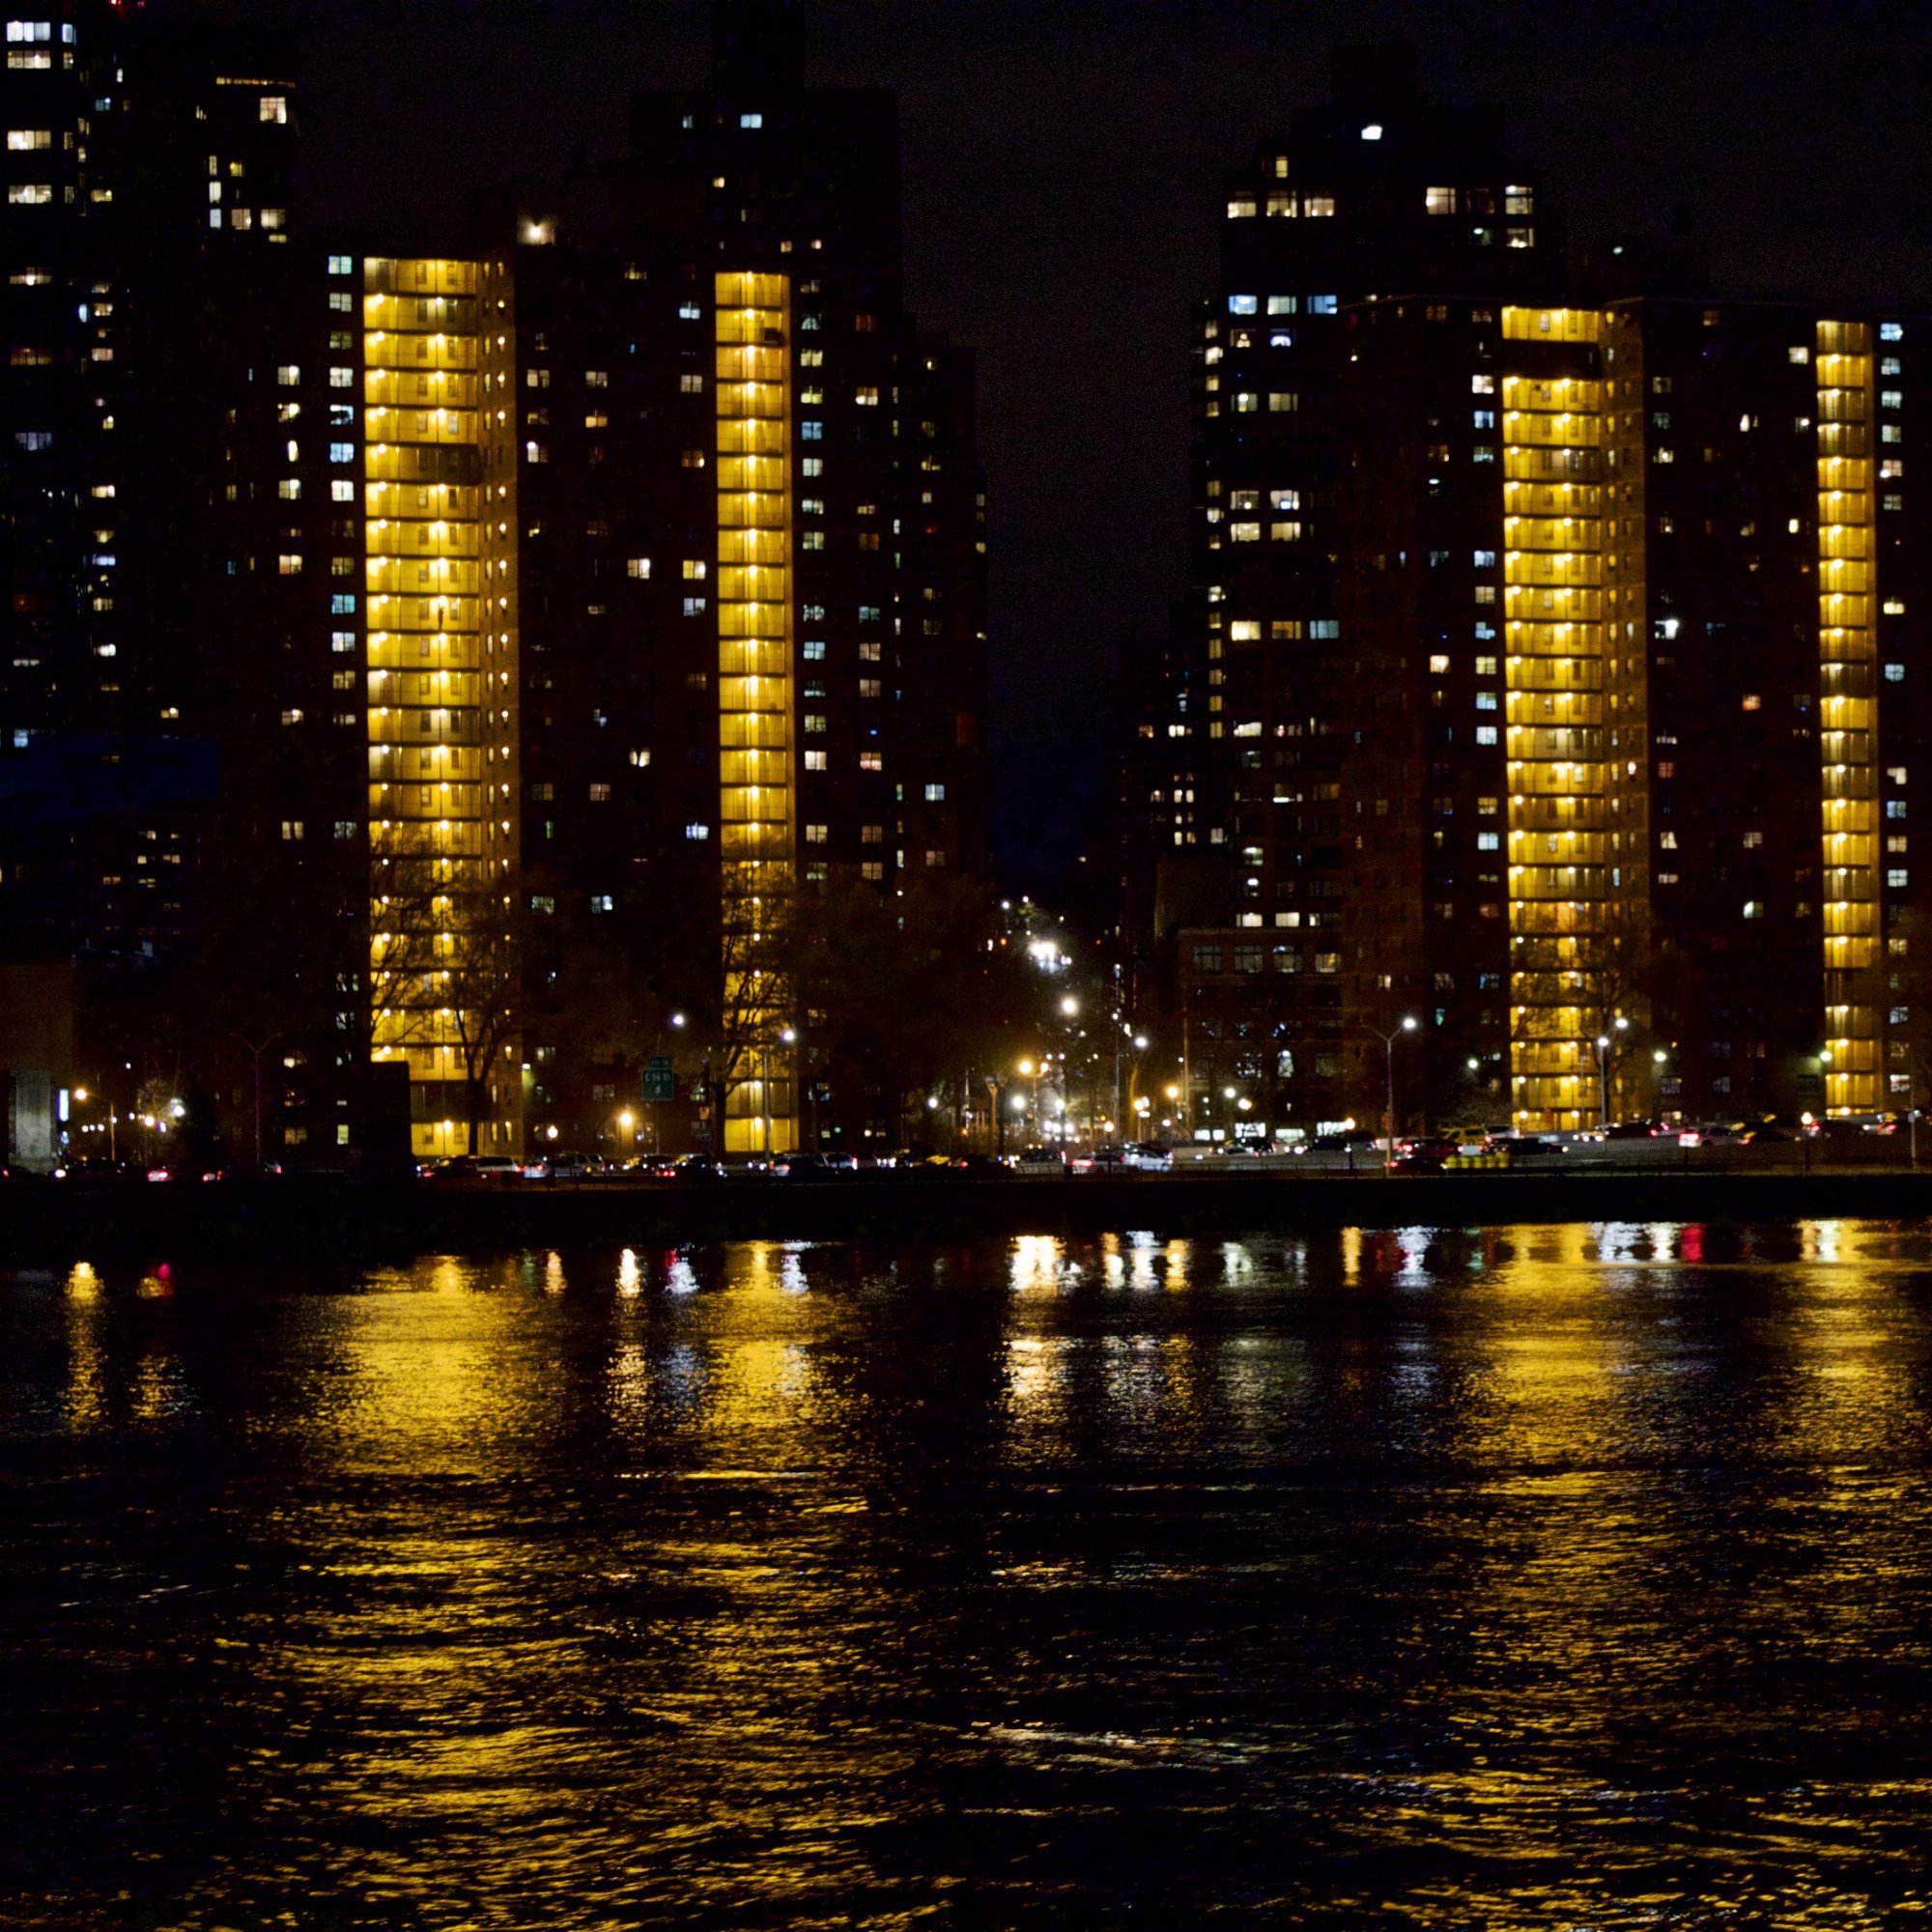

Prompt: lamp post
xmin=231 ymin=1030 xmax=281 ymax=1167
xmin=1372 ymin=1016 xmax=1419 ymax=1175
xmin=1652 ymin=1046 xmax=1669 ymax=1122
xmin=1591 ymin=1015 xmax=1630 ymax=1131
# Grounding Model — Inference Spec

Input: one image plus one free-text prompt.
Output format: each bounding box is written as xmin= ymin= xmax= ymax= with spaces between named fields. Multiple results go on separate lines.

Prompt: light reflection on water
xmin=4 ymin=1223 xmax=1932 ymax=1925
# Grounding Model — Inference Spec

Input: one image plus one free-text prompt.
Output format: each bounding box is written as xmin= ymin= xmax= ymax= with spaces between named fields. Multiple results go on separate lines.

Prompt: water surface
xmin=4 ymin=1223 xmax=1932 ymax=1927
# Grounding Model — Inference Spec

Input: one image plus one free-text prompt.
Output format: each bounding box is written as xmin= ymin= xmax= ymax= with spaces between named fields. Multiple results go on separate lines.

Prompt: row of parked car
xmin=419 ymin=1142 xmax=1182 ymax=1183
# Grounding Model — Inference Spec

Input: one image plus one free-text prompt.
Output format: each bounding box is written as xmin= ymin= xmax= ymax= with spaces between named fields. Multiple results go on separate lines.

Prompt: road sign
xmin=642 ymin=1058 xmax=675 ymax=1103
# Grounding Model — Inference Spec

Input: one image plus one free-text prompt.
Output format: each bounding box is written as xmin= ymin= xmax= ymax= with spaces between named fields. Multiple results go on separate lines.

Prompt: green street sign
xmin=642 ymin=1058 xmax=675 ymax=1102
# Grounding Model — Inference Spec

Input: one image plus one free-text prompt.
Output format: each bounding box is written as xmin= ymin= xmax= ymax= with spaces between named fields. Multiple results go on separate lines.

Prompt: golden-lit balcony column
xmin=362 ymin=255 xmax=521 ymax=1160
xmin=715 ymin=271 xmax=798 ymax=1155
xmin=1500 ymin=307 xmax=1645 ymax=1132
xmin=1815 ymin=319 xmax=1880 ymax=1114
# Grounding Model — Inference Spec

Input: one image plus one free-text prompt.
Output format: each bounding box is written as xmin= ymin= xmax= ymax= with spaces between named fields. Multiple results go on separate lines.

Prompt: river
xmin=3 ymin=1224 xmax=1931 ymax=1927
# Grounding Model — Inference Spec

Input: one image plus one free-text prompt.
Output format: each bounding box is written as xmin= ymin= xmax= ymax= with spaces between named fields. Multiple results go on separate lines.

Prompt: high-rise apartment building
xmin=1136 ymin=51 xmax=1557 ymax=1140
xmin=498 ymin=10 xmax=988 ymax=1151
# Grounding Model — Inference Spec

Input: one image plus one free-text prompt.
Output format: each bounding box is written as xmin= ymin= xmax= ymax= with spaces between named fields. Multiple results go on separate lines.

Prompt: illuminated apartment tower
xmin=714 ymin=269 xmax=797 ymax=1151
xmin=363 ymin=256 xmax=521 ymax=1158
xmin=1159 ymin=49 xmax=1557 ymax=1140
xmin=495 ymin=1 xmax=987 ymax=1149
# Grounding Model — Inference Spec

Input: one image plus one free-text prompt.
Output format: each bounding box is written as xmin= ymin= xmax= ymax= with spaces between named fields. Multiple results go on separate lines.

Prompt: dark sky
xmin=180 ymin=0 xmax=1932 ymax=891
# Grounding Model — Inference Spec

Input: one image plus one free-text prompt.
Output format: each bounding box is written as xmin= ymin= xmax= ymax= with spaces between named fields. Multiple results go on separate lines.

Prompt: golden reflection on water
xmin=12 ymin=1225 xmax=1932 ymax=1925
xmin=62 ymin=1260 xmax=104 ymax=1433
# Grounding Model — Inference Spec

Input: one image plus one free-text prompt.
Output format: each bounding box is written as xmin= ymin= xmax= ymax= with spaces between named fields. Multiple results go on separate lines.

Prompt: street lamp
xmin=1372 ymin=1016 xmax=1419 ymax=1175
xmin=1601 ymin=1015 xmax=1631 ymax=1129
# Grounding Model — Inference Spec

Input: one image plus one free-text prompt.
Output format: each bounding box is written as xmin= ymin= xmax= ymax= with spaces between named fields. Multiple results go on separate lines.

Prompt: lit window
xmin=804 ymin=750 xmax=828 ymax=772
xmin=684 ymin=823 xmax=709 ymax=841
xmin=1229 ymin=295 xmax=1259 ymax=315
xmin=276 ymin=479 xmax=300 ymax=500
xmin=1265 ymin=296 xmax=1295 ymax=315
xmin=1233 ymin=393 xmax=1258 ymax=413
xmin=924 ymin=783 xmax=947 ymax=803
xmin=277 ymin=554 xmax=302 ymax=575
xmin=1307 ymin=295 xmax=1338 ymax=315
xmin=5 ymin=128 xmax=50 ymax=150
xmin=1267 ymin=391 xmax=1297 ymax=412
xmin=1227 ymin=197 xmax=1257 ymax=219
xmin=739 ymin=112 xmax=762 ymax=128
xmin=327 ymin=254 xmax=353 ymax=275
xmin=1303 ymin=195 xmax=1335 ymax=217
xmin=1425 ymin=186 xmax=1456 ymax=214
xmin=7 ymin=185 xmax=51 ymax=206
xmin=1475 ymin=725 xmax=1497 ymax=745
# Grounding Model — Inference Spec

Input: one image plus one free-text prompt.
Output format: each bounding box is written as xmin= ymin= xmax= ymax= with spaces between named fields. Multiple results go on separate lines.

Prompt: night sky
xmin=179 ymin=0 xmax=1932 ymax=893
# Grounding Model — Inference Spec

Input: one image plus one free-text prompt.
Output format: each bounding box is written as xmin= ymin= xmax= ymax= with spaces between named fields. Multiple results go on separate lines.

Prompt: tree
xmin=780 ymin=872 xmax=1032 ymax=1146
xmin=367 ymin=825 xmax=520 ymax=1154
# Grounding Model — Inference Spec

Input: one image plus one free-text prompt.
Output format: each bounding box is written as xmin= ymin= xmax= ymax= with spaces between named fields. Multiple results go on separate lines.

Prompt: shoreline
xmin=6 ymin=1167 xmax=1932 ymax=1264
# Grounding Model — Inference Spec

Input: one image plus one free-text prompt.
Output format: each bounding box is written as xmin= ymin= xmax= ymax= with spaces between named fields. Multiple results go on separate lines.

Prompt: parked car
xmin=522 ymin=1150 xmax=589 ymax=1180
xmin=1071 ymin=1143 xmax=1127 ymax=1175
xmin=1605 ymin=1120 xmax=1663 ymax=1140
xmin=1014 ymin=1145 xmax=1067 ymax=1177
xmin=668 ymin=1153 xmax=724 ymax=1182
xmin=772 ymin=1150 xmax=833 ymax=1178
xmin=1122 ymin=1142 xmax=1174 ymax=1172
xmin=951 ymin=1153 xmax=1012 ymax=1178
